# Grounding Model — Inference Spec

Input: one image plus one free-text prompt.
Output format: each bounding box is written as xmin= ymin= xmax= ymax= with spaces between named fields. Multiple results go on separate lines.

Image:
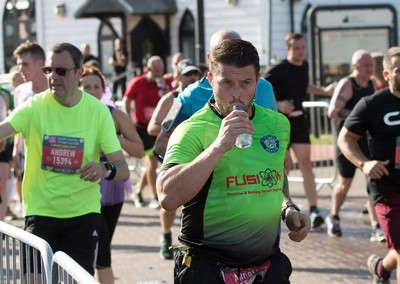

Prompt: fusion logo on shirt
xmin=226 ymin=168 xmax=282 ymax=189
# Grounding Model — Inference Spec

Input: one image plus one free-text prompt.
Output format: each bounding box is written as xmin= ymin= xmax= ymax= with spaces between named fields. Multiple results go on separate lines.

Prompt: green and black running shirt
xmin=162 ymin=102 xmax=290 ymax=267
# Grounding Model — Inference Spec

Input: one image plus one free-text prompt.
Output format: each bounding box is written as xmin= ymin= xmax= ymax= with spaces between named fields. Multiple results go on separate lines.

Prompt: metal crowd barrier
xmin=288 ymin=101 xmax=338 ymax=192
xmin=52 ymin=251 xmax=99 ymax=284
xmin=0 ymin=221 xmax=99 ymax=284
xmin=0 ymin=220 xmax=53 ymax=283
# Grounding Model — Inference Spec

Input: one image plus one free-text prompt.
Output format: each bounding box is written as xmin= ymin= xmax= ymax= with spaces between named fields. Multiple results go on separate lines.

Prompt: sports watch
xmin=281 ymin=201 xmax=300 ymax=221
xmin=104 ymin=162 xmax=116 ymax=180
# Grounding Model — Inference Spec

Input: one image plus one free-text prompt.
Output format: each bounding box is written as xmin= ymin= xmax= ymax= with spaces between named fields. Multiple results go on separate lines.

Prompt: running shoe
xmin=310 ymin=211 xmax=324 ymax=229
xmin=370 ymin=227 xmax=386 ymax=243
xmin=159 ymin=236 xmax=173 ymax=260
xmin=326 ymin=215 xmax=342 ymax=237
xmin=367 ymin=255 xmax=390 ymax=284
xmin=149 ymin=198 xmax=160 ymax=209
xmin=132 ymin=193 xmax=145 ymax=208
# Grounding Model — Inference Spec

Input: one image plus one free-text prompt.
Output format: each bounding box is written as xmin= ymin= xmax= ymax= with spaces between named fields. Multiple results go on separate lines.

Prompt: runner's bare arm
xmin=328 ymin=79 xmax=353 ymax=120
xmin=282 ymin=170 xmax=311 ymax=241
xmin=0 ymin=121 xmax=16 ymax=142
xmin=282 ymin=173 xmax=291 ymax=202
xmin=0 ymin=122 xmax=16 ymax=152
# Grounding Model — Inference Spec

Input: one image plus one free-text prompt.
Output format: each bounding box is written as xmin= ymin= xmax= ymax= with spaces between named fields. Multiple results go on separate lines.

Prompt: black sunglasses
xmin=41 ymin=66 xmax=76 ymax=76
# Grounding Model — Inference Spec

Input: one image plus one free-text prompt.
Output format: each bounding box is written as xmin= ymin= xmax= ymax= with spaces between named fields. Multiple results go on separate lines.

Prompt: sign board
xmin=307 ymin=4 xmax=397 ymax=86
xmin=320 ymin=28 xmax=389 ymax=84
xmin=316 ymin=9 xmax=393 ymax=28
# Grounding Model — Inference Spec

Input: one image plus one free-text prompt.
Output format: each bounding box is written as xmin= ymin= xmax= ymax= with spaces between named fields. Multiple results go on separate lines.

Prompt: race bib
xmin=220 ymin=259 xmax=270 ymax=284
xmin=42 ymin=135 xmax=84 ymax=174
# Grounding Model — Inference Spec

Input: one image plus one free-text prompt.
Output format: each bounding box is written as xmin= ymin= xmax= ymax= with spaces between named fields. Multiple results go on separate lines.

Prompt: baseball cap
xmin=177 ymin=59 xmax=201 ymax=75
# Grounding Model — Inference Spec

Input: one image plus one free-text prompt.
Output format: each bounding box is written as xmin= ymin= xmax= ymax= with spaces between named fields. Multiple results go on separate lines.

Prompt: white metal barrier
xmin=52 ymin=251 xmax=99 ymax=284
xmin=288 ymin=101 xmax=338 ymax=192
xmin=0 ymin=221 xmax=99 ymax=284
xmin=0 ymin=220 xmax=53 ymax=283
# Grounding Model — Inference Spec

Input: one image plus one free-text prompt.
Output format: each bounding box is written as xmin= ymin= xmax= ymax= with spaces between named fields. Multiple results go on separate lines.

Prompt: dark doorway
xmin=130 ymin=17 xmax=169 ymax=74
xmin=179 ymin=9 xmax=195 ymax=62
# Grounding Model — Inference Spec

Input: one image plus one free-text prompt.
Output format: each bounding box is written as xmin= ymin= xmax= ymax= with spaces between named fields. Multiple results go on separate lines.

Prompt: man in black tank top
xmin=327 ymin=50 xmax=383 ymax=241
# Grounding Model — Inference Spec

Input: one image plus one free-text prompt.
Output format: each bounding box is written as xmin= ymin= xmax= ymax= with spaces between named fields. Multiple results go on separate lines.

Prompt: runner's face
xmin=355 ymin=54 xmax=374 ymax=80
xmin=384 ymin=55 xmax=400 ymax=93
xmin=208 ymin=63 xmax=259 ymax=117
xmin=46 ymin=51 xmax=81 ymax=98
xmin=17 ymin=53 xmax=41 ymax=82
xmin=150 ymin=61 xmax=165 ymax=80
xmin=180 ymin=71 xmax=201 ymax=89
xmin=287 ymin=38 xmax=306 ymax=64
xmin=81 ymin=74 xmax=103 ymax=100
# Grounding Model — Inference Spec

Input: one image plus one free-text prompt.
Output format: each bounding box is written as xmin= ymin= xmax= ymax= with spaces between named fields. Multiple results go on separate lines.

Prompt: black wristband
xmin=281 ymin=201 xmax=300 ymax=221
xmin=153 ymin=150 xmax=164 ymax=163
xmin=104 ymin=162 xmax=117 ymax=181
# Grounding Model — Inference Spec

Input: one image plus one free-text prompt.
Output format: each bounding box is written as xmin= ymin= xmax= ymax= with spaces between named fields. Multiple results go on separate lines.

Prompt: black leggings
xmin=96 ymin=202 xmax=123 ymax=268
xmin=112 ymin=77 xmax=126 ymax=98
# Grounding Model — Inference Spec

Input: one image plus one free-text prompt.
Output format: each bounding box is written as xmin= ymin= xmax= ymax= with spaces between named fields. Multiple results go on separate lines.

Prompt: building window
xmin=179 ymin=9 xmax=195 ymax=62
xmin=3 ymin=0 xmax=36 ymax=72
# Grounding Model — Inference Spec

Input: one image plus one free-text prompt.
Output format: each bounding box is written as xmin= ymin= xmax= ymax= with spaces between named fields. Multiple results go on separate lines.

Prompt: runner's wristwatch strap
xmin=104 ymin=162 xmax=116 ymax=180
xmin=281 ymin=201 xmax=300 ymax=221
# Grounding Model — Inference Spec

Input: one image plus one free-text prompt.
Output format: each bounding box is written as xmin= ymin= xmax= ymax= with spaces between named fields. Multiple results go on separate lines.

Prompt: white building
xmin=1 ymin=0 xmax=399 ymax=86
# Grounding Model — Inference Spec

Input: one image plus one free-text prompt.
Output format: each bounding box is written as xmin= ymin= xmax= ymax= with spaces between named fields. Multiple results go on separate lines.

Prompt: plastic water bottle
xmin=233 ymin=104 xmax=252 ymax=148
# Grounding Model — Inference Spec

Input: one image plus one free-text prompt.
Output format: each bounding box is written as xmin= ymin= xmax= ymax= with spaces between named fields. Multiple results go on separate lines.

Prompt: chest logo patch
xmin=384 ymin=111 xmax=400 ymax=126
xmin=260 ymin=135 xmax=279 ymax=153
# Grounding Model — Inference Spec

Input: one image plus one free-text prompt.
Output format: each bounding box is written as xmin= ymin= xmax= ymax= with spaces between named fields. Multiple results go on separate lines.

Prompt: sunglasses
xmin=41 ymin=66 xmax=76 ymax=76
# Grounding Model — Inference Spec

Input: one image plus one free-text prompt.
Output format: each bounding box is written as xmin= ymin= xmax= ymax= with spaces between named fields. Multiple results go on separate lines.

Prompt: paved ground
xmin=8 ymin=162 xmax=397 ymax=284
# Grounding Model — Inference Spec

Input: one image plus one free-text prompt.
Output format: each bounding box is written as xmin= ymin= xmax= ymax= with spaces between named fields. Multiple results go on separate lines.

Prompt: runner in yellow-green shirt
xmin=0 ymin=43 xmax=129 ymax=275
